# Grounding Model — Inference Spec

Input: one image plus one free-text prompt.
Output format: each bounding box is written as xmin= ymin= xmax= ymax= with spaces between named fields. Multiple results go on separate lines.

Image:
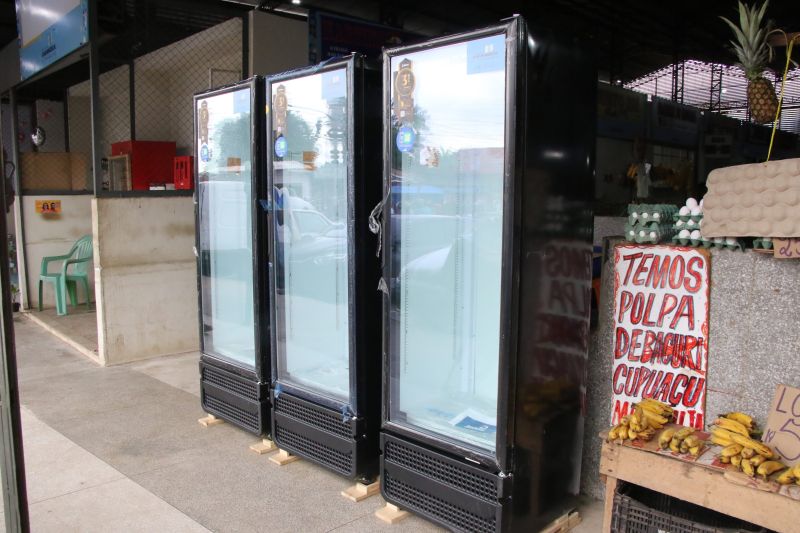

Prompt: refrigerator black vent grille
xmin=384 ymin=472 xmax=496 ymax=533
xmin=384 ymin=440 xmax=497 ymax=501
xmin=202 ymin=367 xmax=258 ymax=400
xmin=274 ymin=395 xmax=351 ymax=439
xmin=205 ymin=395 xmax=258 ymax=432
xmin=275 ymin=425 xmax=352 ymax=475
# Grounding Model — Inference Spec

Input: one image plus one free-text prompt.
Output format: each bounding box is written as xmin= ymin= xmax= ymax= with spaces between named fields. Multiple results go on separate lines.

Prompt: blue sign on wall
xmin=16 ymin=0 xmax=89 ymax=81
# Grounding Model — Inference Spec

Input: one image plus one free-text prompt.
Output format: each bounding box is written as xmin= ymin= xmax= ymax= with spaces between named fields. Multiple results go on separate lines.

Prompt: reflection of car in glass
xmin=274 ymin=191 xmax=346 ymax=296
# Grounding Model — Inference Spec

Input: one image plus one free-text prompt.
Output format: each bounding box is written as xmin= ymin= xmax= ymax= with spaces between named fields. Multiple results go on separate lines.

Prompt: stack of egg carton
xmin=624 ymin=204 xmax=678 ymax=244
xmin=672 ymin=197 xmax=741 ymax=249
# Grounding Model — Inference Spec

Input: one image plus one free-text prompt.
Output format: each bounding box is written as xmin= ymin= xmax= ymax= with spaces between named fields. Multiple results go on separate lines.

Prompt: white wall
xmin=21 ymin=194 xmax=94 ymax=309
xmin=93 ymin=196 xmax=198 ymax=365
xmin=249 ymin=11 xmax=309 ymax=77
xmin=135 ymin=18 xmax=243 ymax=155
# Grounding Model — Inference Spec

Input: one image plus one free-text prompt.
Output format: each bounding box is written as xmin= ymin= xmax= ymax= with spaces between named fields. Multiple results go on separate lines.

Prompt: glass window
xmin=196 ymin=87 xmax=255 ymax=368
xmin=388 ymin=35 xmax=507 ymax=453
xmin=271 ymin=68 xmax=351 ymax=402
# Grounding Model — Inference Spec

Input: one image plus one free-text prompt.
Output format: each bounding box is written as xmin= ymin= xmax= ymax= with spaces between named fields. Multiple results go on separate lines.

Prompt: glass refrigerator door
xmin=271 ymin=68 xmax=351 ymax=403
xmin=388 ymin=35 xmax=507 ymax=453
xmin=197 ymin=87 xmax=256 ymax=369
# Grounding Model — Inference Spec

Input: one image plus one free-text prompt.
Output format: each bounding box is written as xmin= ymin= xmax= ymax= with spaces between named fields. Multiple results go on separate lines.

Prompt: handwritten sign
xmin=35 ymin=200 xmax=61 ymax=214
xmin=774 ymin=238 xmax=800 ymax=259
xmin=763 ymin=384 xmax=800 ymax=466
xmin=611 ymin=244 xmax=710 ymax=429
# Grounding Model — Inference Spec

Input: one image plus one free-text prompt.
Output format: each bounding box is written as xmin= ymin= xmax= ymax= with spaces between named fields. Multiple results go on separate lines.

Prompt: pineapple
xmin=720 ymin=1 xmax=778 ymax=123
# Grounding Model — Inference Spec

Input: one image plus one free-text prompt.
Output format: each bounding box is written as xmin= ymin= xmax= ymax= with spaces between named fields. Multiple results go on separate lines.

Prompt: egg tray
xmin=671 ymin=235 xmax=743 ymax=250
xmin=625 ymin=223 xmax=677 ymax=245
xmin=627 ymin=203 xmax=679 ymax=228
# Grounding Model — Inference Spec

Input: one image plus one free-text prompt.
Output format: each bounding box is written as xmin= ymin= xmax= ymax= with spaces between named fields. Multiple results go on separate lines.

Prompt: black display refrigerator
xmin=265 ymin=55 xmax=382 ymax=480
xmin=194 ymin=77 xmax=270 ymax=435
xmin=380 ymin=17 xmax=596 ymax=532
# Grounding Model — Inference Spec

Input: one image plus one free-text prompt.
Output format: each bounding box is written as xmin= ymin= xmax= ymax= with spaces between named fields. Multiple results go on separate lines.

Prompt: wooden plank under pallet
xmin=341 ymin=479 xmax=379 ymax=502
xmin=269 ymin=449 xmax=300 ymax=466
xmin=249 ymin=438 xmax=277 ymax=455
xmin=197 ymin=414 xmax=225 ymax=427
xmin=375 ymin=503 xmax=408 ymax=524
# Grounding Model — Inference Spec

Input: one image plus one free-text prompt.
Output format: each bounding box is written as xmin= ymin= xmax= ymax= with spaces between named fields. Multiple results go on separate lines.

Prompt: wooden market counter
xmin=599 ymin=441 xmax=800 ymax=533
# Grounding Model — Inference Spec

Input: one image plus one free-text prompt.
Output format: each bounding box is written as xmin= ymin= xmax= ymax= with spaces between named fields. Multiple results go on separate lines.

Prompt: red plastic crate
xmin=174 ymin=156 xmax=194 ymax=190
xmin=111 ymin=140 xmax=176 ymax=190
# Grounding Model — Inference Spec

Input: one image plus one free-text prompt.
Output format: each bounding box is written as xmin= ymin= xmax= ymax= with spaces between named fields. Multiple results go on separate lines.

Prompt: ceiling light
xmin=292 ymin=0 xmax=300 ymax=3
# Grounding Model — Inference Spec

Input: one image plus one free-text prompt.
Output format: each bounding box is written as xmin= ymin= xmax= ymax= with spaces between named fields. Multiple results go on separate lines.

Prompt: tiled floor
xmin=12 ymin=317 xmax=604 ymax=532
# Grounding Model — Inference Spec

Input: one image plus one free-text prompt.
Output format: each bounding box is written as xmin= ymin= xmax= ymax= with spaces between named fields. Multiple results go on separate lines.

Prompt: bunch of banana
xmin=775 ymin=465 xmax=800 ymax=485
xmin=679 ymin=434 xmax=706 ymax=457
xmin=607 ymin=412 xmax=656 ymax=443
xmin=662 ymin=426 xmax=695 ymax=453
xmin=714 ymin=424 xmax=783 ymax=478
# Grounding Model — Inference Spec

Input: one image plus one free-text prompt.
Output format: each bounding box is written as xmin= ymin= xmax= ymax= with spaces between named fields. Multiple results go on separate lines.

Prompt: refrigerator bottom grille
xmin=275 ymin=424 xmax=352 ymax=475
xmin=202 ymin=365 xmax=258 ymax=400
xmin=205 ymin=395 xmax=259 ymax=432
xmin=384 ymin=471 xmax=496 ymax=533
xmin=274 ymin=394 xmax=351 ymax=439
xmin=384 ymin=439 xmax=497 ymax=501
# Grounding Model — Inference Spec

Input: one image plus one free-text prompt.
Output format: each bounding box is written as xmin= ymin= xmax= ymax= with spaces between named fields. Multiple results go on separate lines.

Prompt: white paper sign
xmin=610 ymin=244 xmax=710 ymax=429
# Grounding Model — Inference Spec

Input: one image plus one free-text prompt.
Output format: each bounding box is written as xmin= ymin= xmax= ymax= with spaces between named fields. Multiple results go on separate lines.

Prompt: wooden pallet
xmin=197 ymin=414 xmax=225 ymax=427
xmin=341 ymin=479 xmax=379 ymax=502
xmin=375 ymin=503 xmax=408 ymax=524
xmin=249 ymin=438 xmax=277 ymax=455
xmin=269 ymin=449 xmax=300 ymax=466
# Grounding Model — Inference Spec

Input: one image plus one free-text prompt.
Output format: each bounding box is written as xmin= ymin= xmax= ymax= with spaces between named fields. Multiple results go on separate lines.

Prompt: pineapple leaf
xmin=738 ymin=1 xmax=748 ymax=33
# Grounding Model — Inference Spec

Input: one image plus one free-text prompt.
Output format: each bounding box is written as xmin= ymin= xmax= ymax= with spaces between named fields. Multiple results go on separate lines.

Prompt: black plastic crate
xmin=611 ymin=482 xmax=769 ymax=533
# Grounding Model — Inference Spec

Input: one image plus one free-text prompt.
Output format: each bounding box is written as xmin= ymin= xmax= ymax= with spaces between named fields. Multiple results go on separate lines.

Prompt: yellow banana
xmin=713 ymin=418 xmax=750 ymax=437
xmin=680 ymin=440 xmax=690 ymax=454
xmin=729 ymin=433 xmax=774 ymax=459
xmin=627 ymin=427 xmax=638 ymax=440
xmin=689 ymin=445 xmax=704 ymax=457
xmin=642 ymin=409 xmax=668 ymax=427
xmin=710 ymin=434 xmax=733 ymax=447
xmin=776 ymin=468 xmax=796 ymax=485
xmin=740 ymin=447 xmax=755 ymax=459
xmin=659 ymin=428 xmax=677 ymax=449
xmin=757 ymin=461 xmax=785 ymax=480
xmin=641 ymin=398 xmax=673 ymax=415
xmin=793 ymin=465 xmax=800 ymax=479
xmin=741 ymin=458 xmax=755 ymax=477
xmin=630 ymin=408 xmax=643 ymax=432
xmin=675 ymin=427 xmax=695 ymax=440
xmin=669 ymin=437 xmax=681 ymax=453
xmin=723 ymin=412 xmax=754 ymax=430
xmin=638 ymin=428 xmax=656 ymax=441
xmin=711 ymin=427 xmax=735 ymax=441
xmin=607 ymin=424 xmax=623 ymax=441
xmin=683 ymin=435 xmax=702 ymax=448
xmin=731 ymin=454 xmax=742 ymax=468
xmin=719 ymin=455 xmax=731 ymax=464
xmin=720 ymin=444 xmax=743 ymax=458
xmin=750 ymin=455 xmax=767 ymax=467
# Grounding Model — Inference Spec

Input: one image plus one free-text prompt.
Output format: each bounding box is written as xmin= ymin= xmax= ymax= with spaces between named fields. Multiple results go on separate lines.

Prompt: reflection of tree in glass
xmin=216 ymin=115 xmax=251 ymax=174
xmin=283 ymin=110 xmax=319 ymax=156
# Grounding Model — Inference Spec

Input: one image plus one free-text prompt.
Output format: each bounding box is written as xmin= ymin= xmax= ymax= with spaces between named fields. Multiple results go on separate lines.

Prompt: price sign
xmin=35 ymin=200 xmax=61 ymax=214
xmin=774 ymin=238 xmax=800 ymax=259
xmin=763 ymin=384 xmax=800 ymax=466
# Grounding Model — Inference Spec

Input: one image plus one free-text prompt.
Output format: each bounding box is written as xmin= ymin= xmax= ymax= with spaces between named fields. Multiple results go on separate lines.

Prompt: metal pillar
xmin=671 ymin=60 xmax=684 ymax=104
xmin=7 ymin=91 xmax=28 ymax=310
xmin=0 ymin=108 xmax=30 ymax=533
xmin=710 ymin=63 xmax=722 ymax=112
xmin=88 ymin=0 xmax=102 ymax=195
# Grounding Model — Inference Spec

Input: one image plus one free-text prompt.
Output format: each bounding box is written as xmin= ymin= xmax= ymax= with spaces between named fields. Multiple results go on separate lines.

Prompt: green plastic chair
xmin=38 ymin=235 xmax=93 ymax=316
